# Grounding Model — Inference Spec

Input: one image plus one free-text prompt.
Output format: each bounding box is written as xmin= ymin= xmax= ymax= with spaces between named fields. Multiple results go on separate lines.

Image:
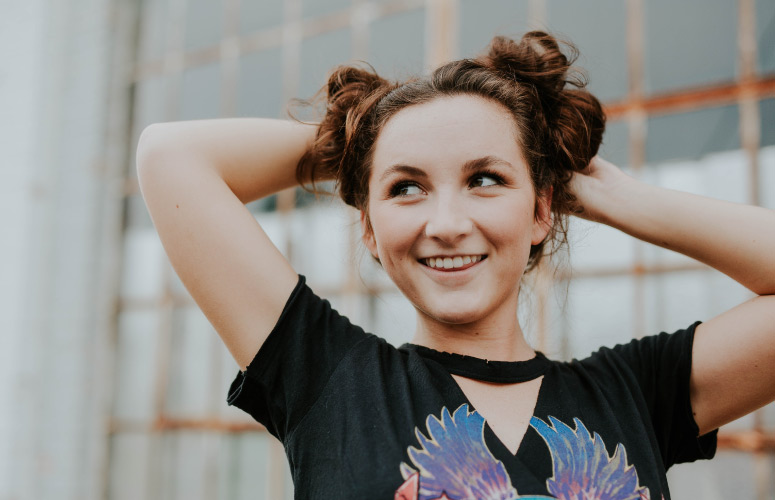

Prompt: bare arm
xmin=570 ymin=157 xmax=775 ymax=435
xmin=137 ymin=118 xmax=319 ymax=369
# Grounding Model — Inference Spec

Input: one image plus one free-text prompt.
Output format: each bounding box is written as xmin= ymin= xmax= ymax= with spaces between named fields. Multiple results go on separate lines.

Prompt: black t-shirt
xmin=228 ymin=275 xmax=717 ymax=499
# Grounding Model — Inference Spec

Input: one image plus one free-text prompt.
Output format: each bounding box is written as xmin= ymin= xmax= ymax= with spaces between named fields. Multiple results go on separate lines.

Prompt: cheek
xmin=474 ymin=200 xmax=536 ymax=260
xmin=370 ymin=208 xmax=421 ymax=265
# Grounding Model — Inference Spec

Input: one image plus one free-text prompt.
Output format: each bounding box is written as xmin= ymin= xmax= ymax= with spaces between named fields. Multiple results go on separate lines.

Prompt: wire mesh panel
xmin=116 ymin=0 xmax=775 ymax=498
xmin=643 ymin=0 xmax=739 ymax=94
xmin=546 ymin=0 xmax=629 ymax=102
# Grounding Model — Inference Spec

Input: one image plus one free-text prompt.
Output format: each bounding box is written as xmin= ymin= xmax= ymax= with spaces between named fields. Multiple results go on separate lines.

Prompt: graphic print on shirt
xmin=394 ymin=404 xmax=652 ymax=500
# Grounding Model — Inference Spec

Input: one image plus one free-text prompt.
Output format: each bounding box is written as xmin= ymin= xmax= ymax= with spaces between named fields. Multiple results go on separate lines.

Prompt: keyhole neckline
xmin=399 ymin=343 xmax=551 ymax=383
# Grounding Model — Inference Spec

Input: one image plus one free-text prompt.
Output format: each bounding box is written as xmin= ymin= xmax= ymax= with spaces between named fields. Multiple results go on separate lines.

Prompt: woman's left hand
xmin=566 ymin=156 xmax=633 ymax=224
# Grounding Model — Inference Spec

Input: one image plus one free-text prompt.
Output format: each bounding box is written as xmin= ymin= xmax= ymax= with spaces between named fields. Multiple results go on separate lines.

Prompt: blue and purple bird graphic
xmin=530 ymin=416 xmax=651 ymax=500
xmin=395 ymin=405 xmax=652 ymax=500
xmin=397 ymin=404 xmax=522 ymax=500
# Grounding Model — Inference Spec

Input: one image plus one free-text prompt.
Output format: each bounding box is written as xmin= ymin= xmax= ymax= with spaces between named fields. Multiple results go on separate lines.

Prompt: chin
xmin=417 ymin=300 xmax=492 ymax=326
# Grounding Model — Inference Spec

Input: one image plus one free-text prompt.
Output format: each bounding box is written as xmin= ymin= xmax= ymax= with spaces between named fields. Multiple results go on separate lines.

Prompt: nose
xmin=424 ymin=192 xmax=473 ymax=243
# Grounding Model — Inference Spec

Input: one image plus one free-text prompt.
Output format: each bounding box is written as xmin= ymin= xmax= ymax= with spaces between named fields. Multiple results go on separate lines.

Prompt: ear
xmin=360 ymin=210 xmax=379 ymax=259
xmin=531 ymin=186 xmax=553 ymax=245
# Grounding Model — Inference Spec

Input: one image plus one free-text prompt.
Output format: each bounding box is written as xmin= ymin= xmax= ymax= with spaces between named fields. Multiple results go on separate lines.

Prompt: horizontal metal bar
xmin=109 ymin=417 xmax=775 ymax=453
xmin=605 ymin=75 xmax=775 ymax=119
xmin=556 ymin=261 xmax=709 ymax=281
xmin=132 ymin=0 xmax=425 ymax=81
xmin=117 ymin=261 xmax=716 ymax=312
xmin=110 ymin=416 xmax=265 ymax=434
xmin=717 ymin=429 xmax=775 ymax=453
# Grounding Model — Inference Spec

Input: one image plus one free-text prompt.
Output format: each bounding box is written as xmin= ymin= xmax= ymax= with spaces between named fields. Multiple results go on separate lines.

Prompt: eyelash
xmin=387 ymin=170 xmax=506 ymax=198
xmin=388 ymin=181 xmax=423 ymax=198
xmin=469 ymin=170 xmax=506 ymax=188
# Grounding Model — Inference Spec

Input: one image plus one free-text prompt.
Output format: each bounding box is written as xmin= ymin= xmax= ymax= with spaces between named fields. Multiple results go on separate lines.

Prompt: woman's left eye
xmin=469 ymin=173 xmax=502 ymax=188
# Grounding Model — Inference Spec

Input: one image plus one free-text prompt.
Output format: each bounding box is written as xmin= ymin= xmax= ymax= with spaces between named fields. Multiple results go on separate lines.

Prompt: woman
xmin=137 ymin=32 xmax=775 ymax=499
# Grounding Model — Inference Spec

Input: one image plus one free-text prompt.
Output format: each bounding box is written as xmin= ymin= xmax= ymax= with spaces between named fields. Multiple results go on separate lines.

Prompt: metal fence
xmin=114 ymin=0 xmax=775 ymax=498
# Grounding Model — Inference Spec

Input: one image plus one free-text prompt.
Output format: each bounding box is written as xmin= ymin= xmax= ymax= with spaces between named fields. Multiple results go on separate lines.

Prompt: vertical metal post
xmin=527 ymin=0 xmax=547 ymax=30
xmin=343 ymin=0 xmax=370 ymax=324
xmin=220 ymin=0 xmax=241 ymax=118
xmin=97 ymin=0 xmax=144 ymax=497
xmin=163 ymin=0 xmax=187 ymax=122
xmin=282 ymin=0 xmax=302 ymax=112
xmin=425 ymin=0 xmax=459 ymax=69
xmin=351 ymin=0 xmax=374 ymax=62
xmin=533 ymin=261 xmax=551 ymax=354
xmin=264 ymin=3 xmax=304 ymax=497
xmin=148 ymin=0 xmax=189 ymax=496
xmin=738 ymin=0 xmax=767 ymax=498
xmin=277 ymin=0 xmax=303 ymax=268
xmin=267 ymin=437 xmax=289 ymax=499
xmin=195 ymin=2 xmax=244 ymax=498
xmin=738 ymin=0 xmax=761 ymax=208
xmin=526 ymin=0 xmax=553 ymax=354
xmin=626 ymin=0 xmax=646 ymax=340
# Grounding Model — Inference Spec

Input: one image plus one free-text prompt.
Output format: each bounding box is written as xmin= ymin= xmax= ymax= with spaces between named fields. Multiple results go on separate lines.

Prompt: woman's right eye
xmin=390 ymin=182 xmax=423 ymax=197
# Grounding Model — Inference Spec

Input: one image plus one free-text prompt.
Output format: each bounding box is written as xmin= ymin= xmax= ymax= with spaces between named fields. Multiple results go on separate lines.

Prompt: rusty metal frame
xmin=736 ymin=1 xmax=770 ymax=497
xmin=131 ymin=0 xmax=425 ymax=82
xmin=605 ymin=75 xmax=775 ymax=120
xmin=112 ymin=416 xmax=775 ymax=453
xmin=114 ymin=3 xmax=775 ymax=500
xmin=109 ymin=417 xmax=775 ymax=453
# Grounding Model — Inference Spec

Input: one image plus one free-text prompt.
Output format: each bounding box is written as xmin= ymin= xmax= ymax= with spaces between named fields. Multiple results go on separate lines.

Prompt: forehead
xmin=371 ymin=94 xmax=523 ymax=175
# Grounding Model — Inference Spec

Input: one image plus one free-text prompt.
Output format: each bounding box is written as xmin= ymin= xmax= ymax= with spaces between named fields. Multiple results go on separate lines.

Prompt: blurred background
xmin=1 ymin=0 xmax=774 ymax=498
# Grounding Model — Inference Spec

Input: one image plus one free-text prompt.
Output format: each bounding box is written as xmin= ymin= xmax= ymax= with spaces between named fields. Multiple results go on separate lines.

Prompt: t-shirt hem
xmin=681 ymin=320 xmax=718 ymax=462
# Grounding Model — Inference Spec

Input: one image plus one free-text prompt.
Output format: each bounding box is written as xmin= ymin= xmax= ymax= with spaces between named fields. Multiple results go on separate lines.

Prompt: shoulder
xmin=573 ymin=322 xmax=701 ymax=374
xmin=540 ymin=322 xmax=702 ymax=404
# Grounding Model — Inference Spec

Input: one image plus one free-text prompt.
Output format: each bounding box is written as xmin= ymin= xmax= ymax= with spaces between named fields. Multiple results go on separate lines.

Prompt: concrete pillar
xmin=0 ymin=0 xmax=132 ymax=498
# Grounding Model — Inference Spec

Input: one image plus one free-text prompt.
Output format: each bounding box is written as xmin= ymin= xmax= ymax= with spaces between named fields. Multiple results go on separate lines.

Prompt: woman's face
xmin=363 ymin=94 xmax=551 ymax=328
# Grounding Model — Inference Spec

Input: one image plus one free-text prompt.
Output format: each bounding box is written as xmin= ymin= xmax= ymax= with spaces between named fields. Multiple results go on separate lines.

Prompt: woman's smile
xmin=420 ymin=254 xmax=486 ymax=271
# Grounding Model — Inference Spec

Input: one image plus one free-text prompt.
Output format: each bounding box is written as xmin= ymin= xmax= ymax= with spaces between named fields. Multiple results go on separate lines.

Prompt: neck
xmin=410 ymin=309 xmax=535 ymax=362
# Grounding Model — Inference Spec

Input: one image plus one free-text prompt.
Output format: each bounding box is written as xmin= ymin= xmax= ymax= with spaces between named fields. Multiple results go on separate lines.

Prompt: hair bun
xmin=480 ymin=31 xmax=604 ymax=173
xmin=326 ymin=65 xmax=387 ymax=109
xmin=296 ymin=64 xmax=393 ymax=206
xmin=552 ymin=89 xmax=605 ymax=173
xmin=483 ymin=31 xmax=580 ymax=95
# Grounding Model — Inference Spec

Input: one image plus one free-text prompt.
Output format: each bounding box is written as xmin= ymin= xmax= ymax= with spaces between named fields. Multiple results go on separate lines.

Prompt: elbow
xmin=749 ymin=270 xmax=775 ymax=296
xmin=136 ymin=122 xmax=174 ymax=176
xmin=136 ymin=122 xmax=196 ymax=199
xmin=749 ymin=281 xmax=775 ymax=298
xmin=752 ymin=288 xmax=775 ymax=298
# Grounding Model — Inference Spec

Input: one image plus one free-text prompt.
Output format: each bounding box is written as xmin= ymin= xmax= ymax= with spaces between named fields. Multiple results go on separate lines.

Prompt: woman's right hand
xmin=137 ymin=119 xmax=316 ymax=369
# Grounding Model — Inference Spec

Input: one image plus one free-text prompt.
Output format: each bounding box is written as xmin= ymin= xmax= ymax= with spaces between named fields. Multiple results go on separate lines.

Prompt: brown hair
xmin=296 ymin=31 xmax=605 ymax=271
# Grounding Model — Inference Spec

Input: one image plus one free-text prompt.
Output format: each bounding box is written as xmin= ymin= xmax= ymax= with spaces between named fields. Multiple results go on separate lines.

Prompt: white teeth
xmin=424 ymin=255 xmax=483 ymax=269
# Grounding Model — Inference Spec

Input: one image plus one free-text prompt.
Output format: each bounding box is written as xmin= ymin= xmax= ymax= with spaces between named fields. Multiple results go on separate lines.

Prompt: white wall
xmin=0 ymin=0 xmax=129 ymax=498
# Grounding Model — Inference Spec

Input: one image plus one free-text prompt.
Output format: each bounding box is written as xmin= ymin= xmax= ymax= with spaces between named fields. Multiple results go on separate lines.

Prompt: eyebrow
xmin=379 ymin=156 xmax=515 ymax=182
xmin=461 ymin=155 xmax=515 ymax=173
xmin=379 ymin=164 xmax=428 ymax=183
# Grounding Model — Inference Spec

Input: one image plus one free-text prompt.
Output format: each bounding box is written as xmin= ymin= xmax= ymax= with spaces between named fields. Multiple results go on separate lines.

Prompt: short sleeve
xmin=226 ymin=275 xmax=371 ymax=441
xmin=612 ymin=321 xmax=718 ymax=468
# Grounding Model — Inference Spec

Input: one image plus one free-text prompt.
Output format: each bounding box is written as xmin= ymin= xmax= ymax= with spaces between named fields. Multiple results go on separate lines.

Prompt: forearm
xmin=591 ymin=177 xmax=775 ymax=295
xmin=137 ymin=118 xmax=319 ymax=203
